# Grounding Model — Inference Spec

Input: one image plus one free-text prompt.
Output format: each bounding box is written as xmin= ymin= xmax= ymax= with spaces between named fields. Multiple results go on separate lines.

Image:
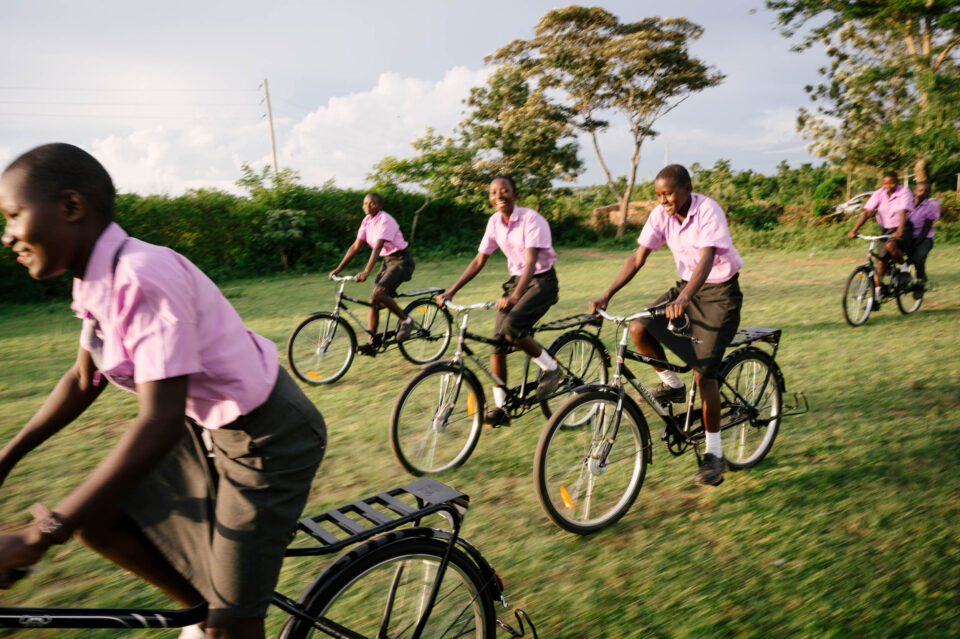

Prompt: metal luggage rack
xmin=729 ymin=327 xmax=781 ymax=347
xmin=396 ymin=287 xmax=445 ymax=298
xmin=286 ymin=477 xmax=468 ymax=557
xmin=534 ymin=313 xmax=601 ymax=333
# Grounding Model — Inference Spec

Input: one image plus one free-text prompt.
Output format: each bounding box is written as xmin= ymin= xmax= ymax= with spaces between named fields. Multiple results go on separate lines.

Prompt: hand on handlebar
xmin=495 ymin=295 xmax=518 ymax=312
xmin=588 ymin=296 xmax=609 ymax=316
xmin=665 ymin=293 xmax=689 ymax=320
xmin=328 ymin=271 xmax=338 ymax=281
xmin=355 ymin=271 xmax=369 ymax=283
xmin=436 ymin=292 xmax=452 ymax=308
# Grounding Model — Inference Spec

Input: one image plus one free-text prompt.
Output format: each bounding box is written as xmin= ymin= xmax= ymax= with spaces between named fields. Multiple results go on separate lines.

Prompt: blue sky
xmin=0 ymin=0 xmax=828 ymax=195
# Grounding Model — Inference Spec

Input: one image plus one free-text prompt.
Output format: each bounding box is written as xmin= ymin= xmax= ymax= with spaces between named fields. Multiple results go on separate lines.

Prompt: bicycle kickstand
xmin=497 ymin=609 xmax=539 ymax=639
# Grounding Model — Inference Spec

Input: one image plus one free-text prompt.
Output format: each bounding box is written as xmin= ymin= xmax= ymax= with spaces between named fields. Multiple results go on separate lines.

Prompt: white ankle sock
xmin=657 ymin=370 xmax=684 ymax=388
xmin=493 ymin=387 xmax=507 ymax=408
xmin=179 ymin=624 xmax=206 ymax=639
xmin=534 ymin=350 xmax=558 ymax=372
xmin=706 ymin=431 xmax=723 ymax=457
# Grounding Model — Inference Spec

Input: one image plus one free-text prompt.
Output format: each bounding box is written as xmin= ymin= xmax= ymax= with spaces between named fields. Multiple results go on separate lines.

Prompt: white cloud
xmin=83 ymin=66 xmax=491 ymax=195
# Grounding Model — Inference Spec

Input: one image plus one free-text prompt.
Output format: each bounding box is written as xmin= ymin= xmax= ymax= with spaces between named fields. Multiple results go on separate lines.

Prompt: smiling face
xmin=362 ymin=194 xmax=382 ymax=217
xmin=654 ymin=175 xmax=692 ymax=218
xmin=0 ymin=167 xmax=81 ymax=280
xmin=882 ymin=175 xmax=898 ymax=195
xmin=488 ymin=178 xmax=516 ymax=216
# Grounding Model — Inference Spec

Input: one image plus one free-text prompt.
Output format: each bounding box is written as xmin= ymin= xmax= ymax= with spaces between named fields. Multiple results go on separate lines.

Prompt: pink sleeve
xmin=478 ymin=216 xmax=499 ymax=255
xmin=930 ymin=201 xmax=942 ymax=221
xmin=115 ymin=269 xmax=203 ymax=385
xmin=696 ymin=202 xmax=730 ymax=247
xmin=638 ymin=208 xmax=665 ymax=250
xmin=864 ymin=191 xmax=881 ymax=211
xmin=893 ymin=189 xmax=912 ymax=211
xmin=356 ymin=217 xmax=368 ymax=242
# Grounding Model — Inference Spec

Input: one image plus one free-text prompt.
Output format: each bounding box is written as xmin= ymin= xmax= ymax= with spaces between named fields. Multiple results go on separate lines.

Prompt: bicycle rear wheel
xmin=287 ymin=313 xmax=356 ymax=384
xmin=718 ymin=348 xmax=782 ymax=470
xmin=534 ymin=390 xmax=649 ymax=535
xmin=895 ymin=263 xmax=923 ymax=314
xmin=390 ymin=364 xmax=484 ymax=475
xmin=540 ymin=331 xmax=608 ymax=420
xmin=842 ymin=266 xmax=874 ymax=326
xmin=397 ymin=299 xmax=453 ymax=364
xmin=284 ymin=532 xmax=497 ymax=639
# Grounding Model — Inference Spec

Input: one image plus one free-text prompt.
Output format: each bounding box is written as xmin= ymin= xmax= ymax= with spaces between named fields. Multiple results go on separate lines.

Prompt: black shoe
xmin=695 ymin=453 xmax=726 ymax=486
xmin=536 ymin=366 xmax=563 ymax=400
xmin=913 ymin=279 xmax=925 ymax=300
xmin=357 ymin=343 xmax=377 ymax=357
xmin=396 ymin=318 xmax=414 ymax=341
xmin=649 ymin=382 xmax=686 ymax=406
xmin=484 ymin=407 xmax=511 ymax=428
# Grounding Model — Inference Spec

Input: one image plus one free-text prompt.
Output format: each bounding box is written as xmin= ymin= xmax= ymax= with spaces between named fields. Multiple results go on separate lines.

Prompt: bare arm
xmin=891 ymin=210 xmax=906 ymax=239
xmin=0 ymin=376 xmax=189 ymax=570
xmin=666 ymin=246 xmax=716 ymax=320
xmin=918 ymin=219 xmax=934 ymax=239
xmin=0 ymin=348 xmax=106 ymax=485
xmin=497 ymin=247 xmax=539 ymax=311
xmin=330 ymin=237 xmax=366 ymax=278
xmin=438 ymin=253 xmax=491 ymax=305
xmin=848 ymin=208 xmax=873 ymax=238
xmin=589 ymin=245 xmax=652 ymax=313
xmin=357 ymin=239 xmax=385 ymax=282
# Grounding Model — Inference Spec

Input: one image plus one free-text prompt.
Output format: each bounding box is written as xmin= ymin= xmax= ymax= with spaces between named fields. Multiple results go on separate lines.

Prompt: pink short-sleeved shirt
xmin=864 ymin=185 xmax=912 ymax=229
xmin=907 ymin=199 xmax=940 ymax=239
xmin=638 ymin=193 xmax=743 ymax=284
xmin=478 ymin=206 xmax=557 ymax=277
xmin=357 ymin=210 xmax=408 ymax=256
xmin=71 ymin=223 xmax=279 ymax=429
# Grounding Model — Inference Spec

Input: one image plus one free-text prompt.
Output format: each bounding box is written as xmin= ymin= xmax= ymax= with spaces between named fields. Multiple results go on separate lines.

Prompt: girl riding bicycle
xmin=437 ymin=176 xmax=561 ymax=428
xmin=0 ymin=144 xmax=326 ymax=639
xmin=329 ymin=192 xmax=416 ymax=353
xmin=589 ymin=164 xmax=743 ymax=487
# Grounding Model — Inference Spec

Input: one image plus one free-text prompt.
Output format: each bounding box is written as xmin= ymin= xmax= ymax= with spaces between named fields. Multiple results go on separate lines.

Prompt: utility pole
xmin=262 ymin=78 xmax=279 ymax=179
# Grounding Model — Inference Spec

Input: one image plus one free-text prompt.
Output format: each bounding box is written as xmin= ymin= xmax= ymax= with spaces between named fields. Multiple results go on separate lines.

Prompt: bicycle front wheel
xmin=895 ymin=263 xmax=923 ymax=314
xmin=285 ymin=533 xmax=497 ymax=639
xmin=842 ymin=266 xmax=874 ymax=326
xmin=718 ymin=348 xmax=782 ymax=470
xmin=540 ymin=331 xmax=609 ymax=420
xmin=397 ymin=299 xmax=453 ymax=365
xmin=390 ymin=364 xmax=484 ymax=475
xmin=287 ymin=313 xmax=356 ymax=384
xmin=534 ymin=390 xmax=649 ymax=535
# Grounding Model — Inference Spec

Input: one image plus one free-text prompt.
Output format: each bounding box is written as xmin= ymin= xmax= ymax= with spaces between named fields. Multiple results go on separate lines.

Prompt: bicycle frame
xmin=443 ymin=302 xmax=605 ymax=417
xmin=0 ymin=479 xmax=503 ymax=639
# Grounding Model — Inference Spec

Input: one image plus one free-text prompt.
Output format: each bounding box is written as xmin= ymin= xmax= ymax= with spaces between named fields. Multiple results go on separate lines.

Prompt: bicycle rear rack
xmin=396 ymin=287 xmax=445 ymax=298
xmin=535 ymin=313 xmax=601 ymax=333
xmin=729 ymin=327 xmax=781 ymax=347
xmin=782 ymin=391 xmax=809 ymax=418
xmin=286 ymin=478 xmax=469 ymax=557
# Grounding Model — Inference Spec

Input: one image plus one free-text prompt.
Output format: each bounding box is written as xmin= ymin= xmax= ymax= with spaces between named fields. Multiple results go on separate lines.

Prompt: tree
xmin=488 ymin=6 xmax=723 ymax=237
xmin=369 ymin=66 xmax=584 ymax=211
xmin=767 ymin=0 xmax=960 ymax=182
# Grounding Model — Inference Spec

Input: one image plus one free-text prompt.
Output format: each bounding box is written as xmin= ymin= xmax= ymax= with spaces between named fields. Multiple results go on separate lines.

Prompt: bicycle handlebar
xmin=595 ymin=307 xmax=665 ymax=324
xmin=855 ymin=233 xmax=892 ymax=241
xmin=330 ymin=274 xmax=359 ymax=282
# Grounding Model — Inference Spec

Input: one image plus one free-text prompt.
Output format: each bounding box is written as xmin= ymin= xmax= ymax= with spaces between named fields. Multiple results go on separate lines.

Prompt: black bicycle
xmin=534 ymin=307 xmax=808 ymax=535
xmin=0 ymin=478 xmax=539 ymax=638
xmin=287 ymin=275 xmax=453 ymax=384
xmin=843 ymin=234 xmax=924 ymax=326
xmin=390 ymin=301 xmax=609 ymax=476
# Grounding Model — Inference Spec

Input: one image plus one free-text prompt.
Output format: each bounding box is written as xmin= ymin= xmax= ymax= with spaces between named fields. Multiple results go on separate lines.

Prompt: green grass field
xmin=1 ymin=243 xmax=958 ymax=638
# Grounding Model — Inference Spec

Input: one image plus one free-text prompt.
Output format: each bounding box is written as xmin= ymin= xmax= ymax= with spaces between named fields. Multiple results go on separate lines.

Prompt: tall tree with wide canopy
xmin=768 ymin=0 xmax=960 ymax=183
xmin=489 ymin=5 xmax=723 ymax=237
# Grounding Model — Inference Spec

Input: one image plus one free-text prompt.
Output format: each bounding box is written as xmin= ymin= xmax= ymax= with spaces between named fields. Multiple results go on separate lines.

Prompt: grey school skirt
xmin=121 ymin=367 xmax=326 ymax=617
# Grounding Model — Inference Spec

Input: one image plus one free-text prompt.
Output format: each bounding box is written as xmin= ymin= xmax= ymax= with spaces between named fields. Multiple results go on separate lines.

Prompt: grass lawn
xmin=0 ymin=242 xmax=958 ymax=638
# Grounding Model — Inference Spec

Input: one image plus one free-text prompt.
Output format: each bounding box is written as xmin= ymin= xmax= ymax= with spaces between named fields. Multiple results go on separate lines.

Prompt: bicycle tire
xmin=842 ymin=266 xmax=874 ymax=326
xmin=540 ymin=331 xmax=609 ymax=420
xmin=390 ymin=363 xmax=485 ymax=475
xmin=718 ymin=348 xmax=782 ymax=470
xmin=283 ymin=531 xmax=497 ymax=639
xmin=895 ymin=263 xmax=923 ymax=314
xmin=287 ymin=313 xmax=357 ymax=384
xmin=397 ymin=299 xmax=453 ymax=365
xmin=534 ymin=389 xmax=649 ymax=535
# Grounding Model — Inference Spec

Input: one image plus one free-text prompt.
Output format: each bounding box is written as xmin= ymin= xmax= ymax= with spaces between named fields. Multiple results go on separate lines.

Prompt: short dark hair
xmin=655 ymin=164 xmax=692 ymax=190
xmin=490 ymin=175 xmax=517 ymax=193
xmin=364 ymin=192 xmax=383 ymax=205
xmin=5 ymin=143 xmax=115 ymax=220
xmin=882 ymin=170 xmax=899 ymax=182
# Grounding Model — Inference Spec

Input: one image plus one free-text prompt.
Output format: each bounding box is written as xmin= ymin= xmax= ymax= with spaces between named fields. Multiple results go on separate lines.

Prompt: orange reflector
xmin=560 ymin=485 xmax=574 ymax=510
xmin=467 ymin=392 xmax=477 ymax=416
xmin=416 ymin=307 xmax=427 ymax=312
xmin=306 ymin=372 xmax=321 ymax=379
